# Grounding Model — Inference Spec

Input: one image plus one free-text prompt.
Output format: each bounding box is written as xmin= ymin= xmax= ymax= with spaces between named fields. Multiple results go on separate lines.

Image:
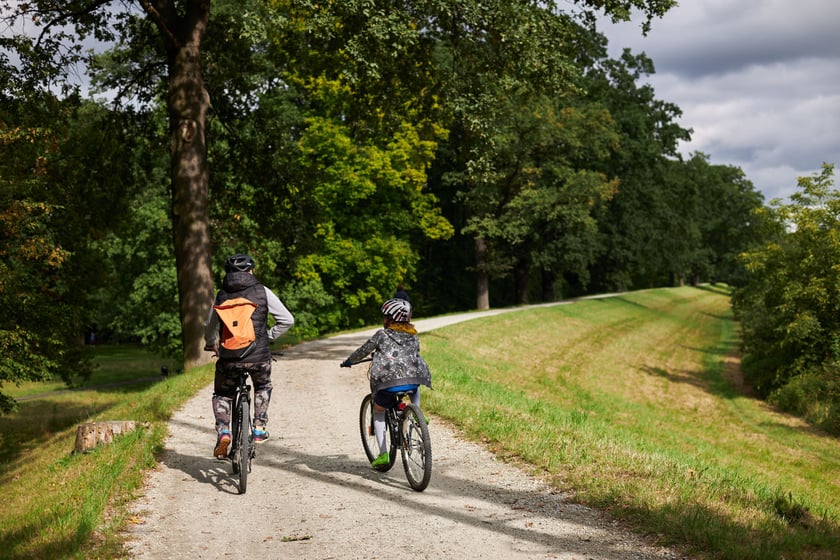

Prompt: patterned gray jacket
xmin=346 ymin=326 xmax=432 ymax=393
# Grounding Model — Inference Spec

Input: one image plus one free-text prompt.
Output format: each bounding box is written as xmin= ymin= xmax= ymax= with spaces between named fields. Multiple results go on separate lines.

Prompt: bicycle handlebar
xmin=340 ymin=357 xmax=372 ymax=368
xmin=203 ymin=347 xmax=285 ymax=359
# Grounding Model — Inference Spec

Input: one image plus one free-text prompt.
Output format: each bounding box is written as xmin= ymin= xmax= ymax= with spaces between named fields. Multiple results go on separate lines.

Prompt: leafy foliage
xmin=0 ymin=99 xmax=120 ymax=410
xmin=288 ymin=88 xmax=452 ymax=332
xmin=733 ymin=164 xmax=840 ymax=433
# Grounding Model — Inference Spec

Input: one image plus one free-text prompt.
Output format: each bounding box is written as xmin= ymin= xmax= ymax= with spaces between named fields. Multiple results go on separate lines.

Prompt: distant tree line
xmin=6 ymin=0 xmax=835 ymax=434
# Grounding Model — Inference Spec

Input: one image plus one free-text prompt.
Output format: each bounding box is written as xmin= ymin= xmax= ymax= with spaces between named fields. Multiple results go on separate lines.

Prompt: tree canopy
xmin=1 ymin=0 xmax=795 ymax=420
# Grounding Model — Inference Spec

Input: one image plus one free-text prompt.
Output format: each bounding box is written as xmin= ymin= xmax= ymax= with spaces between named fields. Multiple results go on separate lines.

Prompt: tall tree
xmin=582 ymin=49 xmax=692 ymax=291
xmin=427 ymin=1 xmax=677 ymax=308
xmin=2 ymin=1 xmax=215 ymax=368
xmin=461 ymin=93 xmax=620 ymax=304
xmin=433 ymin=3 xmax=581 ymax=308
xmin=145 ymin=1 xmax=214 ymax=369
xmin=663 ymin=153 xmax=765 ymax=286
xmin=733 ymin=163 xmax=839 ymax=433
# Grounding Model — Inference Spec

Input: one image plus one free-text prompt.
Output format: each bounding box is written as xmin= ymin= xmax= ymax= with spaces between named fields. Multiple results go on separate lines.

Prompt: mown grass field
xmin=0 ymin=286 xmax=837 ymax=559
xmin=422 ymin=286 xmax=840 ymax=560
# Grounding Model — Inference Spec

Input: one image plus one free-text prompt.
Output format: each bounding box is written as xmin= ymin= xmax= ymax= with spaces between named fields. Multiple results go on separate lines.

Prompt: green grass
xmin=422 ymin=286 xmax=840 ymax=560
xmin=0 ymin=286 xmax=838 ymax=559
xmin=9 ymin=344 xmax=178 ymax=398
xmin=0 ymin=346 xmax=211 ymax=559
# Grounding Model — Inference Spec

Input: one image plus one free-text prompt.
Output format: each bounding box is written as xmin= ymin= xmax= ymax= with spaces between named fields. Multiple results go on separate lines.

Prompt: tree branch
xmin=137 ymin=0 xmax=181 ymax=50
xmin=34 ymin=0 xmax=114 ymax=49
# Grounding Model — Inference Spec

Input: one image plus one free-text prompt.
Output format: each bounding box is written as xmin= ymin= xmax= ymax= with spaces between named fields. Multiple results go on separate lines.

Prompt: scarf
xmin=388 ymin=323 xmax=417 ymax=335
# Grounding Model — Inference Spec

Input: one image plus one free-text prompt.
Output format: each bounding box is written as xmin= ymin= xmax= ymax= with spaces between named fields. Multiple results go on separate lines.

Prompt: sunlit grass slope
xmin=422 ymin=286 xmax=840 ymax=560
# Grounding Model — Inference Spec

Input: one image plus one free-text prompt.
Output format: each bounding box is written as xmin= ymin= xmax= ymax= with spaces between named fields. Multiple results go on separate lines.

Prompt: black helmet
xmin=225 ymin=253 xmax=255 ymax=273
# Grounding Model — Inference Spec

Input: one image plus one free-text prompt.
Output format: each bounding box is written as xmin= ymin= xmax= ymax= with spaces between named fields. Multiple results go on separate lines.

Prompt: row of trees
xmin=733 ymin=164 xmax=840 ymax=434
xmin=4 ymin=0 xmax=809 ymax=423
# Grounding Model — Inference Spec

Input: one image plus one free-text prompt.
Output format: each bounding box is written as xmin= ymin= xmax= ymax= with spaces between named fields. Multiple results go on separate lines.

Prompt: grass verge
xmin=422 ymin=286 xmax=840 ymax=560
xmin=0 ymin=346 xmax=211 ymax=559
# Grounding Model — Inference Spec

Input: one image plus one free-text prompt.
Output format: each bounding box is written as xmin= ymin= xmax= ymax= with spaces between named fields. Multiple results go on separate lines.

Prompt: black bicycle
xmin=222 ymin=351 xmax=286 ymax=494
xmin=227 ymin=366 xmax=254 ymax=495
xmin=352 ymin=360 xmax=432 ymax=491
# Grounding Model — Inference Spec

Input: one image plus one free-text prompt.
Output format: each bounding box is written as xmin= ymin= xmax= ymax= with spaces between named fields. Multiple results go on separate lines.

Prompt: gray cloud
xmin=598 ymin=0 xmax=840 ymax=201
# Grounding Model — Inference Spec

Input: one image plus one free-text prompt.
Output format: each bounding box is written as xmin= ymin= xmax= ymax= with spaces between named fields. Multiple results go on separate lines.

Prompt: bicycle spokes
xmin=400 ymin=404 xmax=432 ymax=491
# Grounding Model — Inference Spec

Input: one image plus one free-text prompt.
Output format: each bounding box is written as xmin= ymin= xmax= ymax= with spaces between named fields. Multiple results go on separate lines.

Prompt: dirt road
xmin=125 ymin=309 xmax=685 ymax=559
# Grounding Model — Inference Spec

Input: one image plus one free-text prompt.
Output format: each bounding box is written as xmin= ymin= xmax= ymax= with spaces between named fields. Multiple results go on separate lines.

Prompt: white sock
xmin=374 ymin=411 xmax=386 ymax=455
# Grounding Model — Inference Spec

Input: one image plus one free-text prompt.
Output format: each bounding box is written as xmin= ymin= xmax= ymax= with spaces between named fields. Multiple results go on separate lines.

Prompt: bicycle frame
xmin=229 ymin=368 xmax=254 ymax=494
xmin=384 ymin=392 xmax=411 ymax=445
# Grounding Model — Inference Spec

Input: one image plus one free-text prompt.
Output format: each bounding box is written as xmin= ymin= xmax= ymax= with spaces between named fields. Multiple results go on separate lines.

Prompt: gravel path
xmin=125 ymin=309 xmax=687 ymax=559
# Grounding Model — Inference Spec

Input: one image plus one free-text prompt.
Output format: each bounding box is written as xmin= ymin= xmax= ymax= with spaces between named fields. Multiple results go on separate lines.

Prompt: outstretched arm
xmin=341 ymin=332 xmax=381 ymax=366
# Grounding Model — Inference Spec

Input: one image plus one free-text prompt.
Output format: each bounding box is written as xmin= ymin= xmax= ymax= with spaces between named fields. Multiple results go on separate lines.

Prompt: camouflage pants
xmin=212 ymin=360 xmax=273 ymax=432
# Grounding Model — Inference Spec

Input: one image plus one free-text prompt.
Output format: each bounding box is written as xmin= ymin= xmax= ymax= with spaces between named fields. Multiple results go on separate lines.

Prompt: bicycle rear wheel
xmin=400 ymin=403 xmax=432 ymax=491
xmin=359 ymin=394 xmax=396 ymax=471
xmin=236 ymin=397 xmax=251 ymax=494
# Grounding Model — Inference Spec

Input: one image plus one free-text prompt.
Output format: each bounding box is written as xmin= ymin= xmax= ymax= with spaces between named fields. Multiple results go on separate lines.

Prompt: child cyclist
xmin=340 ymin=298 xmax=432 ymax=468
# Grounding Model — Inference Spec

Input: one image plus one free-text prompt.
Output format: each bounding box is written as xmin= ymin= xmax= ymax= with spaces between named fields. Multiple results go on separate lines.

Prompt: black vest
xmin=215 ymin=272 xmax=270 ymax=363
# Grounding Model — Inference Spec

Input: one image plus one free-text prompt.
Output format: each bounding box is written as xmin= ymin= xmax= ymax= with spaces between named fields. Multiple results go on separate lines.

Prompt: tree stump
xmin=74 ymin=421 xmax=137 ymax=454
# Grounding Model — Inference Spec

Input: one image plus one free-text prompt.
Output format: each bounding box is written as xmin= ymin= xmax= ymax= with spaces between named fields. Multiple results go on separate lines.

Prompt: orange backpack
xmin=214 ymin=297 xmax=258 ymax=359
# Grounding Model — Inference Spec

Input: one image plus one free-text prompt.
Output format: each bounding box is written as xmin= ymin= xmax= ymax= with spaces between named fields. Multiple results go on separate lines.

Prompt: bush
xmin=733 ymin=164 xmax=840 ymax=430
xmin=769 ymin=364 xmax=840 ymax=435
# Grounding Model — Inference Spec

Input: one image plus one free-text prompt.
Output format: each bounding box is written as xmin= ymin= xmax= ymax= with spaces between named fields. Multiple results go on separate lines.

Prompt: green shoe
xmin=371 ymin=452 xmax=390 ymax=468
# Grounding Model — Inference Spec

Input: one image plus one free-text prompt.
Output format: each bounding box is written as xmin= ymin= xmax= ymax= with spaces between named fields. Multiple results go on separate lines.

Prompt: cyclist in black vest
xmin=204 ymin=254 xmax=294 ymax=459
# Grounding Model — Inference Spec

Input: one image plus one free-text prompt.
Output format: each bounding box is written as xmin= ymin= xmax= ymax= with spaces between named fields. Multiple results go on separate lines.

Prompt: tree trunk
xmin=152 ymin=1 xmax=214 ymax=370
xmin=514 ymin=259 xmax=529 ymax=305
xmin=541 ymin=269 xmax=556 ymax=302
xmin=475 ymin=236 xmax=490 ymax=310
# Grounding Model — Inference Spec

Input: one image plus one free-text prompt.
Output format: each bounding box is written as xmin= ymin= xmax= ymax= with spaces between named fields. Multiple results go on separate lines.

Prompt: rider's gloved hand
xmin=340 ymin=359 xmax=352 ymax=368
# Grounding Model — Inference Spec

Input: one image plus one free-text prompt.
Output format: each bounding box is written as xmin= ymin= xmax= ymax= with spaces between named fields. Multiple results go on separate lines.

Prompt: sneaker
xmin=371 ymin=452 xmax=390 ymax=468
xmin=214 ymin=430 xmax=231 ymax=459
xmin=253 ymin=426 xmax=269 ymax=443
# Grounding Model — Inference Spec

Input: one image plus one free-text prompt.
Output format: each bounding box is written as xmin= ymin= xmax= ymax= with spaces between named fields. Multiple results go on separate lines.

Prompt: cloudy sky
xmin=596 ymin=0 xmax=840 ymax=202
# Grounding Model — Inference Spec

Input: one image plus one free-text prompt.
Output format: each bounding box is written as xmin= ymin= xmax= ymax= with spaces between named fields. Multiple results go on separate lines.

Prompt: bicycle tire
xmin=400 ymin=403 xmax=432 ymax=491
xmin=358 ymin=394 xmax=396 ymax=471
xmin=230 ymin=397 xmax=241 ymax=474
xmin=237 ymin=397 xmax=251 ymax=494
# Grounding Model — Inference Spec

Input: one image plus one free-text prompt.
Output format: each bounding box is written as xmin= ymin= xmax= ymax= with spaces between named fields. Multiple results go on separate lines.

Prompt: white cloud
xmin=598 ymin=0 xmax=840 ymax=201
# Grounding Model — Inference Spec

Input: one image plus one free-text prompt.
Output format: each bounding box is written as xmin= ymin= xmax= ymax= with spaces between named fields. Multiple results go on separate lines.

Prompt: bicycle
xmin=226 ymin=366 xmax=254 ymax=494
xmin=207 ymin=351 xmax=284 ymax=495
xmin=350 ymin=358 xmax=432 ymax=492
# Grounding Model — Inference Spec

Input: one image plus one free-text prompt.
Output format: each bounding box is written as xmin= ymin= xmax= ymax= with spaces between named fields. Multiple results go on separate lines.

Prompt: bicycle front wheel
xmin=359 ymin=394 xmax=396 ymax=471
xmin=236 ymin=397 xmax=251 ymax=494
xmin=400 ymin=403 xmax=432 ymax=491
